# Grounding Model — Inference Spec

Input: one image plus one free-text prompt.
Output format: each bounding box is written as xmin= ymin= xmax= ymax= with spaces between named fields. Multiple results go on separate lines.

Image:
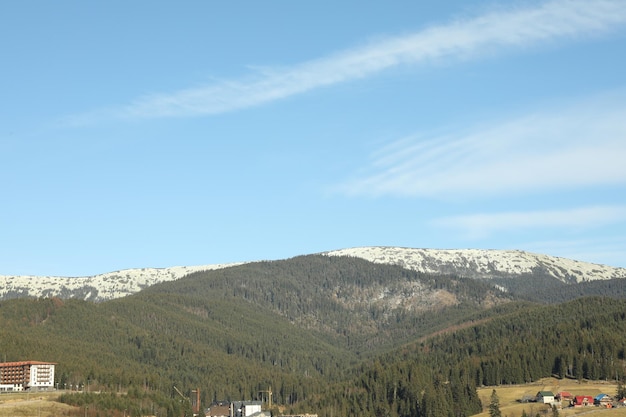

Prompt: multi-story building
xmin=0 ymin=361 xmax=56 ymax=391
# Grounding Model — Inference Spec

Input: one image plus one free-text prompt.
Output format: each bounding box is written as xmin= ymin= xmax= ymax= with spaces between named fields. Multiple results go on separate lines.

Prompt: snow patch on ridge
xmin=3 ymin=247 xmax=626 ymax=302
xmin=322 ymin=247 xmax=626 ymax=283
xmin=0 ymin=263 xmax=244 ymax=302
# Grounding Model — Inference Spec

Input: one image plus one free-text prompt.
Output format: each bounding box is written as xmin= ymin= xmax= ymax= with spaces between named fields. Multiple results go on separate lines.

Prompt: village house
xmin=594 ymin=394 xmax=613 ymax=408
xmin=555 ymin=391 xmax=573 ymax=401
xmin=536 ymin=391 xmax=555 ymax=404
xmin=572 ymin=395 xmax=594 ymax=407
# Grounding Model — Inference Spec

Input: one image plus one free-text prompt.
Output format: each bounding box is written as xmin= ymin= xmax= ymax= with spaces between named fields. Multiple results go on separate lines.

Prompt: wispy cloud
xmin=433 ymin=205 xmax=626 ymax=239
xmin=335 ymin=93 xmax=626 ymax=198
xmin=66 ymin=0 xmax=626 ymax=124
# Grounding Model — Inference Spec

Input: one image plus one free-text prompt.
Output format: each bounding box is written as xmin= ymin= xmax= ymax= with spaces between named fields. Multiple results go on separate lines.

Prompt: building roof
xmin=0 ymin=361 xmax=56 ymax=367
xmin=573 ymin=396 xmax=595 ymax=403
xmin=537 ymin=391 xmax=555 ymax=396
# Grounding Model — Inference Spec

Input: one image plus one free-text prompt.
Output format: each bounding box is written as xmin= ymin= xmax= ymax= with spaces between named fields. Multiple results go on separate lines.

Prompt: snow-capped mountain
xmin=323 ymin=247 xmax=626 ymax=283
xmin=0 ymin=263 xmax=243 ymax=302
xmin=1 ymin=247 xmax=625 ymax=302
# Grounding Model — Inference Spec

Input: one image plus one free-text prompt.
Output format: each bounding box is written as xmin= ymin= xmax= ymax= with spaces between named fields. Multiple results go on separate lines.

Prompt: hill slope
xmin=297 ymin=297 xmax=626 ymax=417
xmin=0 ymin=256 xmax=512 ymax=402
xmin=144 ymin=255 xmax=513 ymax=350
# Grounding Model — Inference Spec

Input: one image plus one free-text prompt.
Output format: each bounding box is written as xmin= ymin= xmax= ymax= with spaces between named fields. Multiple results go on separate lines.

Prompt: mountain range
xmin=2 ymin=247 xmax=626 ymax=417
xmin=2 ymin=247 xmax=625 ymax=301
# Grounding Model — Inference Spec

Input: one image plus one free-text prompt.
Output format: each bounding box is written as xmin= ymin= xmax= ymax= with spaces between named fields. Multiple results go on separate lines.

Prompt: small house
xmin=556 ymin=392 xmax=572 ymax=401
xmin=536 ymin=391 xmax=555 ymax=404
xmin=572 ymin=396 xmax=594 ymax=407
xmin=594 ymin=394 xmax=613 ymax=408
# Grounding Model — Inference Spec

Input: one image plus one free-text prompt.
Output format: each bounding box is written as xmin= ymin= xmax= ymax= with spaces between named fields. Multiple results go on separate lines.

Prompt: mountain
xmin=140 ymin=255 xmax=514 ymax=351
xmin=324 ymin=247 xmax=626 ymax=303
xmin=2 ymin=252 xmax=626 ymax=417
xmin=0 ymin=255 xmax=516 ymax=415
xmin=1 ymin=247 xmax=625 ymax=302
xmin=0 ymin=263 xmax=243 ymax=301
xmin=324 ymin=247 xmax=626 ymax=283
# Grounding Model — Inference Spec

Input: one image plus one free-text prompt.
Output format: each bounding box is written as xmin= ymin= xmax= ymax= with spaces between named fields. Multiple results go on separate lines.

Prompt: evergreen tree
xmin=489 ymin=390 xmax=501 ymax=417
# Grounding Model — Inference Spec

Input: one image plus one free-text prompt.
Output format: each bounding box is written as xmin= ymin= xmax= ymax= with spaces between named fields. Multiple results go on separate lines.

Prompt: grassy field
xmin=0 ymin=391 xmax=75 ymax=417
xmin=475 ymin=378 xmax=624 ymax=417
xmin=0 ymin=380 xmax=623 ymax=417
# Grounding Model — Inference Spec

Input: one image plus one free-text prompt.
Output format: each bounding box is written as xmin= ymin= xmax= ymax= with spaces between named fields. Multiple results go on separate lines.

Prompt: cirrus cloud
xmin=65 ymin=0 xmax=626 ymax=124
xmin=335 ymin=94 xmax=626 ymax=198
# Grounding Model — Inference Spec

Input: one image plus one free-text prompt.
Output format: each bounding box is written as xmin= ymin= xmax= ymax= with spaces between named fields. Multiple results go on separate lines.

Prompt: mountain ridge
xmin=2 ymin=247 xmax=625 ymax=301
xmin=0 ymin=262 xmax=244 ymax=301
xmin=324 ymin=247 xmax=626 ymax=282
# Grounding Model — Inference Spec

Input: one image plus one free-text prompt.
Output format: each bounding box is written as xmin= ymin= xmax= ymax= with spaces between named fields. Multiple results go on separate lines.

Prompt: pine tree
xmin=489 ymin=390 xmax=502 ymax=417
xmin=616 ymin=382 xmax=626 ymax=400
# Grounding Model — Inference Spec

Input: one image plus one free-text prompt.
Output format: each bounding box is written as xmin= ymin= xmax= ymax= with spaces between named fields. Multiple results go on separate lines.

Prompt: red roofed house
xmin=572 ymin=396 xmax=594 ymax=407
xmin=556 ymin=392 xmax=573 ymax=401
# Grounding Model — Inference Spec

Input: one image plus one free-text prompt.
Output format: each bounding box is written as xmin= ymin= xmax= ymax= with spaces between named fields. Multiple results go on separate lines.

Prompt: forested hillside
xmin=491 ymin=275 xmax=626 ymax=303
xmin=0 ymin=256 xmax=509 ymax=415
xmin=293 ymin=297 xmax=626 ymax=417
xmin=146 ymin=255 xmax=512 ymax=350
xmin=1 ymin=256 xmax=626 ymax=417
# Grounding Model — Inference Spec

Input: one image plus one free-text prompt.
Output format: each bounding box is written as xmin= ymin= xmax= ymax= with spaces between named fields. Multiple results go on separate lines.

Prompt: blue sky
xmin=2 ymin=0 xmax=626 ymax=276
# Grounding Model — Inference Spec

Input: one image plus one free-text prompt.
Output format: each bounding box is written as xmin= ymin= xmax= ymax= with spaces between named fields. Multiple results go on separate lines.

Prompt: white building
xmin=536 ymin=391 xmax=556 ymax=404
xmin=0 ymin=361 xmax=56 ymax=391
xmin=232 ymin=401 xmax=263 ymax=417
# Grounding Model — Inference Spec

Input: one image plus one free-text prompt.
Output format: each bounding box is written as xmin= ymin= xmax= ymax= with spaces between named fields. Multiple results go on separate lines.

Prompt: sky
xmin=2 ymin=0 xmax=626 ymax=277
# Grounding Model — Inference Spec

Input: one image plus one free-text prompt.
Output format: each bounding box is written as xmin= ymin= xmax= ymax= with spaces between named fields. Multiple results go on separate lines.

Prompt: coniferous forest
xmin=1 ymin=255 xmax=626 ymax=417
